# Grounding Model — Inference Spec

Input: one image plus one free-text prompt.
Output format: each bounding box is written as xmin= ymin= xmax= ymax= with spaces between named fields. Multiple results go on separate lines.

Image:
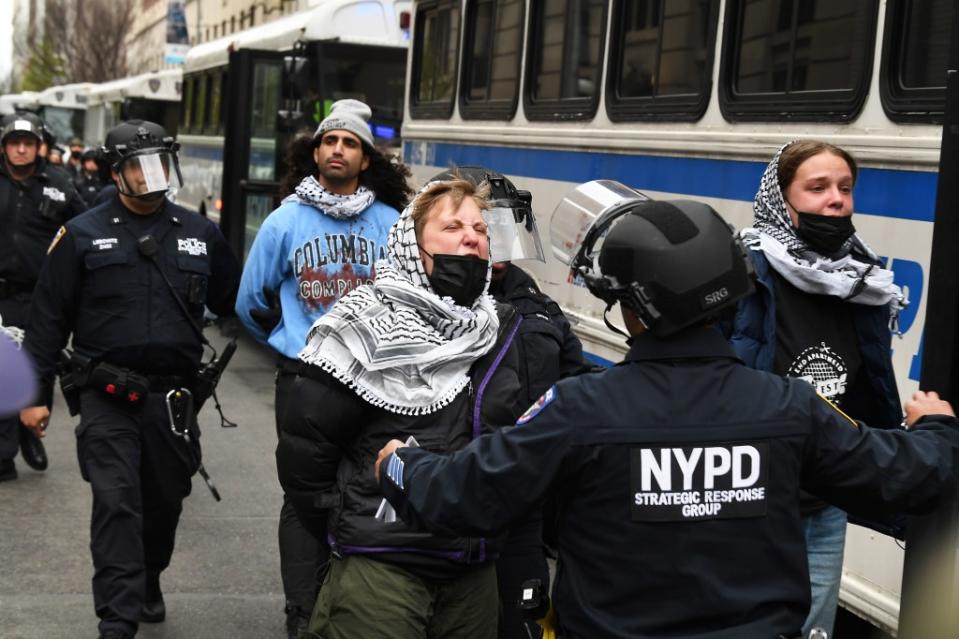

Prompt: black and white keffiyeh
xmin=288 ymin=175 xmax=376 ymax=220
xmin=741 ymin=142 xmax=907 ymax=321
xmin=299 ymin=184 xmax=500 ymax=414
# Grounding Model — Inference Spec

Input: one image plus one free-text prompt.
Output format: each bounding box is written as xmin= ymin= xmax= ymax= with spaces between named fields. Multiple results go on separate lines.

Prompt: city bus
xmin=34 ymin=82 xmax=95 ymax=144
xmin=400 ymin=0 xmax=953 ymax=635
xmin=178 ymin=0 xmax=411 ymax=261
xmin=0 ymin=91 xmax=40 ymax=116
xmin=83 ymin=69 xmax=182 ymax=146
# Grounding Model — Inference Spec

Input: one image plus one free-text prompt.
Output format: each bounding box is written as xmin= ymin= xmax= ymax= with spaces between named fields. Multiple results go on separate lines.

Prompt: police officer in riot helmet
xmin=19 ymin=120 xmax=241 ymax=639
xmin=73 ymin=147 xmax=109 ymax=206
xmin=374 ymin=183 xmax=959 ymax=639
xmin=429 ymin=166 xmax=591 ymax=639
xmin=0 ymin=111 xmax=85 ymax=482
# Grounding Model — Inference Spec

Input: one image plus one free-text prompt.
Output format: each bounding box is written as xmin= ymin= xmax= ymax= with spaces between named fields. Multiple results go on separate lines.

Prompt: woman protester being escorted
xmin=275 ymin=176 xmax=526 ymax=639
xmin=727 ymin=140 xmax=907 ymax=638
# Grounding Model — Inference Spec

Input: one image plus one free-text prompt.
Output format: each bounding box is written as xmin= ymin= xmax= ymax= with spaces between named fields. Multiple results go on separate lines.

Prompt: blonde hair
xmin=411 ymin=175 xmax=491 ymax=239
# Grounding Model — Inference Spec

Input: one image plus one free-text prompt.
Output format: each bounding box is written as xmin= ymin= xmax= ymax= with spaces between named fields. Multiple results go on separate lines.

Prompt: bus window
xmin=195 ymin=75 xmax=208 ymax=133
xmin=606 ymin=0 xmax=719 ymax=121
xmin=460 ymin=0 xmax=525 ymax=119
xmin=318 ymin=42 xmax=407 ymax=146
xmin=182 ymin=76 xmax=194 ymax=131
xmin=720 ymin=0 xmax=878 ymax=121
xmin=880 ymin=0 xmax=952 ymax=122
xmin=248 ymin=60 xmax=283 ymax=181
xmin=218 ymin=71 xmax=228 ymax=133
xmin=410 ymin=0 xmax=460 ymax=118
xmin=209 ymin=72 xmax=223 ymax=134
xmin=525 ymin=0 xmax=607 ymax=121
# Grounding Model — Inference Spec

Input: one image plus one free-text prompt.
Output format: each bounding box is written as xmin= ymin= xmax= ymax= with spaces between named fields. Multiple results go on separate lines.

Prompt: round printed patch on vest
xmin=517 ymin=385 xmax=556 ymax=425
xmin=787 ymin=342 xmax=848 ymax=402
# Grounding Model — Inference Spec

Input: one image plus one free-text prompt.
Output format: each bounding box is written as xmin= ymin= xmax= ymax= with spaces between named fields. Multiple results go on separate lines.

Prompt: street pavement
xmin=0 ymin=325 xmax=291 ymax=639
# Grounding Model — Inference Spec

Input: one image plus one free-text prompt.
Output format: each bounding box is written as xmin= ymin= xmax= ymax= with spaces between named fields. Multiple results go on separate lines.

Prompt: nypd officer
xmin=374 ymin=184 xmax=959 ymax=639
xmin=19 ymin=120 xmax=240 ymax=639
xmin=0 ymin=111 xmax=86 ymax=481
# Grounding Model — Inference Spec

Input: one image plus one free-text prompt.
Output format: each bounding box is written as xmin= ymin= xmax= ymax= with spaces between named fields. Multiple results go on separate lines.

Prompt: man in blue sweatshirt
xmin=235 ymin=99 xmax=410 ymax=638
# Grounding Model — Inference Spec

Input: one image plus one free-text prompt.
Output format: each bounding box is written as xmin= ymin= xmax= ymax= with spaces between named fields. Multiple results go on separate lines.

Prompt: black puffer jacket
xmin=490 ymin=264 xmax=593 ymax=408
xmin=276 ymin=303 xmax=525 ymax=578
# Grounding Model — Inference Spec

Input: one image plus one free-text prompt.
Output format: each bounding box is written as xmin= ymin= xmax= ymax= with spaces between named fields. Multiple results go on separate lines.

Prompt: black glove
xmin=250 ymin=286 xmax=282 ymax=333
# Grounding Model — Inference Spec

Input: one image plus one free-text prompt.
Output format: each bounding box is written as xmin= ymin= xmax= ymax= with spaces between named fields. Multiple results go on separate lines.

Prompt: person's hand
xmin=904 ymin=391 xmax=955 ymax=428
xmin=19 ymin=405 xmax=50 ymax=438
xmin=375 ymin=439 xmax=409 ymax=483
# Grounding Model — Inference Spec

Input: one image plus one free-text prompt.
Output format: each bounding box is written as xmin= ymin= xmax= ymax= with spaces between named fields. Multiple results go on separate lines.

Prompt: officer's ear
xmin=110 ymin=169 xmax=120 ymax=185
xmin=620 ymin=305 xmax=647 ymax=337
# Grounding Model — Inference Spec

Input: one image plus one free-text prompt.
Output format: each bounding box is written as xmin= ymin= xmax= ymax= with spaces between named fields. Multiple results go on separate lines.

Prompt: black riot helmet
xmin=553 ymin=181 xmax=754 ymax=337
xmin=101 ymin=120 xmax=182 ymax=200
xmin=429 ymin=166 xmax=545 ymax=262
xmin=0 ymin=112 xmax=45 ymax=146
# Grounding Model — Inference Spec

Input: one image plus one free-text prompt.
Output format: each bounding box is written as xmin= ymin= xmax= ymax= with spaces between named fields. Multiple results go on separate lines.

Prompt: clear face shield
xmin=115 ymin=148 xmax=183 ymax=199
xmin=550 ymin=180 xmax=650 ymax=275
xmin=484 ymin=201 xmax=546 ymax=263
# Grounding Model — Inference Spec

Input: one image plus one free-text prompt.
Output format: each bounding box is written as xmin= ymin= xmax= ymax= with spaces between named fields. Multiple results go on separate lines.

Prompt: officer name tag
xmin=629 ymin=441 xmax=768 ymax=522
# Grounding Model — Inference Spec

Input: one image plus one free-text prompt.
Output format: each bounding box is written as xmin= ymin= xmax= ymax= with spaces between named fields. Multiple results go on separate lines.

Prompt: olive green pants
xmin=301 ymin=555 xmax=498 ymax=639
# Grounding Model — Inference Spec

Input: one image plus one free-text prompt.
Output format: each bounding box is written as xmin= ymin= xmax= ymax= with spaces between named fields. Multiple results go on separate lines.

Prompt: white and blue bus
xmin=34 ymin=82 xmax=95 ymax=144
xmin=401 ymin=0 xmax=953 ymax=634
xmin=83 ymin=69 xmax=183 ymax=146
xmin=178 ymin=0 xmax=411 ymax=261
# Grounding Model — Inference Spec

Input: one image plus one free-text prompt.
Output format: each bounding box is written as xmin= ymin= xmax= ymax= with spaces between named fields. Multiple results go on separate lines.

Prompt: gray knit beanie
xmin=313 ymin=99 xmax=375 ymax=149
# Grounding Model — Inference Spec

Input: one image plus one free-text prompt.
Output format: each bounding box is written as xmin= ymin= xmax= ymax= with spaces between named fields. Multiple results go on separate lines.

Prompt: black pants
xmin=76 ymin=388 xmax=199 ymax=636
xmin=497 ymin=515 xmax=549 ymax=639
xmin=275 ymin=364 xmax=325 ymax=614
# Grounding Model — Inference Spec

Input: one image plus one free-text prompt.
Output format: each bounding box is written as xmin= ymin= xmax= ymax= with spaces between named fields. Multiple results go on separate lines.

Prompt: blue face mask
xmin=420 ymin=248 xmax=488 ymax=307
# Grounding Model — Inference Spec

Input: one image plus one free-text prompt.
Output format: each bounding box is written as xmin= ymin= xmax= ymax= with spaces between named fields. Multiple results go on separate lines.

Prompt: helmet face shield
xmin=484 ymin=204 xmax=546 ymax=263
xmin=550 ymin=180 xmax=650 ymax=271
xmin=115 ymin=148 xmax=182 ymax=198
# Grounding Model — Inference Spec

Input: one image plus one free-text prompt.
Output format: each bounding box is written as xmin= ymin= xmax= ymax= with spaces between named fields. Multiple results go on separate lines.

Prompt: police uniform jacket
xmin=276 ymin=304 xmax=525 ymax=579
xmin=0 ymin=158 xmax=86 ymax=294
xmin=73 ymin=171 xmax=109 ymax=208
xmin=490 ymin=263 xmax=593 ymax=407
xmin=24 ymin=196 xmax=240 ymax=397
xmin=379 ymin=327 xmax=959 ymax=639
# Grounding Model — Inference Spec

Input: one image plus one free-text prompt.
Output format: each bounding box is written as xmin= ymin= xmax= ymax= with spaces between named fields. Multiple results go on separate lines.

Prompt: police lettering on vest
xmin=629 ymin=441 xmax=768 ymax=521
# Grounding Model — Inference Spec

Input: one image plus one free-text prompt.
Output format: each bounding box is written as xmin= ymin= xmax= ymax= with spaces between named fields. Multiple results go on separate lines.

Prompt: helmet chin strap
xmin=602 ymin=303 xmax=631 ymax=341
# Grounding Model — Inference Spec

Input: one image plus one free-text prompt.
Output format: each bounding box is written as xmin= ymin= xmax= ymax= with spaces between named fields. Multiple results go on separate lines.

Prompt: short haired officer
xmin=374 ymin=183 xmax=959 ymax=639
xmin=0 ymin=111 xmax=86 ymax=481
xmin=19 ymin=120 xmax=241 ymax=639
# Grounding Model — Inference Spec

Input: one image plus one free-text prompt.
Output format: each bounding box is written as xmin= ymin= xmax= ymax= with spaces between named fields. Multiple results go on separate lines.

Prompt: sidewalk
xmin=0 ymin=328 xmax=288 ymax=639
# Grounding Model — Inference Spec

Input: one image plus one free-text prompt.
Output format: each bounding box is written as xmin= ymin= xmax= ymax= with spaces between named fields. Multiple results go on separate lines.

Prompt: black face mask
xmin=795 ymin=212 xmax=856 ymax=256
xmin=421 ymin=249 xmax=488 ymax=307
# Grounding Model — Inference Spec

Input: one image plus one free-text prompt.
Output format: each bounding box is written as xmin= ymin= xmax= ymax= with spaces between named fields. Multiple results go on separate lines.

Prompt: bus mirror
xmin=283 ymin=55 xmax=312 ymax=101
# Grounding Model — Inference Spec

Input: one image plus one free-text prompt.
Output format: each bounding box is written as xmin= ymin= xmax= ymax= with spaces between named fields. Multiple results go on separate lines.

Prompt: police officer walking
xmin=19 ymin=120 xmax=241 ymax=639
xmin=74 ymin=147 xmax=110 ymax=206
xmin=374 ymin=183 xmax=959 ymax=639
xmin=0 ymin=111 xmax=86 ymax=481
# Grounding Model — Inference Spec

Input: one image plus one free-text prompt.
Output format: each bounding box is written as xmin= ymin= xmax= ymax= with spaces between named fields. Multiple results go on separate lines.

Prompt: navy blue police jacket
xmin=0 ymin=158 xmax=86 ymax=292
xmin=379 ymin=327 xmax=959 ymax=639
xmin=24 ymin=195 xmax=240 ymax=397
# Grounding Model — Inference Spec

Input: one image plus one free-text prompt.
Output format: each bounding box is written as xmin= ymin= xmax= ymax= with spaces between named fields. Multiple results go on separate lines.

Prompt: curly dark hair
xmin=278 ymin=131 xmax=318 ymax=198
xmin=278 ymin=132 xmax=414 ymax=210
xmin=360 ymin=146 xmax=414 ymax=212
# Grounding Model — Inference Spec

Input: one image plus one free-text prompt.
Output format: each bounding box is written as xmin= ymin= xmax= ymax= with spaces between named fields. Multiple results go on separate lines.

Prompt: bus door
xmin=221 ymin=48 xmax=290 ymax=262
